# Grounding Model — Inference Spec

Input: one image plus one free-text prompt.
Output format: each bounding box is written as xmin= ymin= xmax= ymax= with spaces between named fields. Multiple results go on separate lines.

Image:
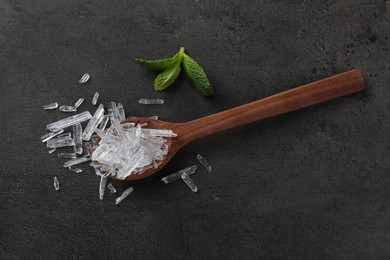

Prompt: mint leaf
xmin=154 ymin=63 xmax=181 ymax=91
xmin=136 ymin=52 xmax=180 ymax=71
xmin=182 ymin=54 xmax=214 ymax=96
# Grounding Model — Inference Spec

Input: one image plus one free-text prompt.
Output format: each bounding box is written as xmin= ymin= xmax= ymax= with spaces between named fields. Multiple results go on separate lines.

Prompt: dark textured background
xmin=1 ymin=0 xmax=389 ymax=259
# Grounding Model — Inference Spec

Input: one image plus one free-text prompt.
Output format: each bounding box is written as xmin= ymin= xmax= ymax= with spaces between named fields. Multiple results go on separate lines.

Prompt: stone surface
xmin=0 ymin=0 xmax=389 ymax=259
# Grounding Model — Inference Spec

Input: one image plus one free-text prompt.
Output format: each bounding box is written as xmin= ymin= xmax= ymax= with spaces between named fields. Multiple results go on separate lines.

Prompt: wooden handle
xmin=174 ymin=69 xmax=365 ymax=144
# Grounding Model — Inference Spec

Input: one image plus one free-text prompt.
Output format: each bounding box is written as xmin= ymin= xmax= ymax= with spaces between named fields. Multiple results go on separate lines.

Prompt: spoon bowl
xmin=93 ymin=69 xmax=365 ymax=181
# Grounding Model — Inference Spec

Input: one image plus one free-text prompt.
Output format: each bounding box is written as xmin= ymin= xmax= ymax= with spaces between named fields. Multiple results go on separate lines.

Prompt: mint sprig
xmin=136 ymin=47 xmax=214 ymax=96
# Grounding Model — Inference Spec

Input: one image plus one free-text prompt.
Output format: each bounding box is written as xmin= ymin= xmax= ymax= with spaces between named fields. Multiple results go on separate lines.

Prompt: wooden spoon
xmin=94 ymin=69 xmax=365 ymax=181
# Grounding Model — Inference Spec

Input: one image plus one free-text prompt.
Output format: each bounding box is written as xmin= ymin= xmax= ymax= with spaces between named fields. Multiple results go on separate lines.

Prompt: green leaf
xmin=154 ymin=63 xmax=181 ymax=91
xmin=136 ymin=52 xmax=180 ymax=71
xmin=182 ymin=54 xmax=214 ymax=96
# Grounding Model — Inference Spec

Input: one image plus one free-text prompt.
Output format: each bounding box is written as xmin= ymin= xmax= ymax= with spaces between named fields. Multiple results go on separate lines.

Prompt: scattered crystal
xmin=79 ymin=73 xmax=90 ymax=83
xmin=162 ymin=166 xmax=198 ymax=184
xmin=58 ymin=153 xmax=77 ymax=159
xmin=63 ymin=155 xmax=91 ymax=167
xmin=110 ymin=102 xmax=118 ymax=119
xmin=41 ymin=129 xmax=64 ymax=142
xmin=196 ymin=154 xmax=212 ymax=172
xmin=150 ymin=116 xmax=158 ymax=120
xmin=57 ymin=132 xmax=71 ymax=139
xmin=99 ymin=175 xmax=107 ymax=200
xmin=43 ymin=102 xmax=58 ymax=110
xmin=59 ymin=105 xmax=77 ymax=113
xmin=74 ymin=98 xmax=84 ymax=108
xmin=97 ymin=115 xmax=109 ymax=131
xmin=107 ymin=183 xmax=117 ymax=193
xmin=48 ymin=148 xmax=56 ymax=154
xmin=117 ymin=103 xmax=126 ymax=120
xmin=115 ymin=187 xmax=134 ymax=205
xmin=69 ymin=166 xmax=82 ymax=173
xmin=82 ymin=104 xmax=105 ymax=141
xmin=47 ymin=137 xmax=75 ymax=148
xmin=53 ymin=176 xmax=60 ymax=191
xmin=92 ymin=92 xmax=99 ymax=105
xmin=138 ymin=99 xmax=164 ymax=105
xmin=73 ymin=123 xmax=83 ymax=154
xmin=181 ymin=173 xmax=198 ymax=192
xmin=46 ymin=111 xmax=92 ymax=132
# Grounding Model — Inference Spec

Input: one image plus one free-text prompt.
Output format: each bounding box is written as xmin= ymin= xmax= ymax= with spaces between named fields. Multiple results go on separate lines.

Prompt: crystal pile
xmin=91 ymin=118 xmax=176 ymax=180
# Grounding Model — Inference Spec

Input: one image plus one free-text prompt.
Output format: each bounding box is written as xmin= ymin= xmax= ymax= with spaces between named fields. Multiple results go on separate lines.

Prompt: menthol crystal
xmin=53 ymin=176 xmax=60 ymax=191
xmin=162 ymin=166 xmax=198 ymax=184
xmin=73 ymin=123 xmax=83 ymax=154
xmin=57 ymin=133 xmax=71 ymax=139
xmin=99 ymin=175 xmax=107 ymax=200
xmin=74 ymin=98 xmax=84 ymax=108
xmin=43 ymin=102 xmax=58 ymax=110
xmin=47 ymin=137 xmax=75 ymax=148
xmin=58 ymin=153 xmax=77 ymax=159
xmin=182 ymin=173 xmax=198 ymax=192
xmin=107 ymin=183 xmax=117 ymax=193
xmin=59 ymin=105 xmax=77 ymax=113
xmin=197 ymin=154 xmax=212 ymax=172
xmin=82 ymin=104 xmax=104 ymax=141
xmin=115 ymin=187 xmax=134 ymax=205
xmin=63 ymin=155 xmax=91 ymax=168
xmin=138 ymin=98 xmax=164 ymax=105
xmin=79 ymin=73 xmax=90 ymax=83
xmin=46 ymin=111 xmax=92 ymax=132
xmin=117 ymin=103 xmax=126 ymax=120
xmin=48 ymin=148 xmax=56 ymax=154
xmin=41 ymin=129 xmax=64 ymax=142
xmin=92 ymin=92 xmax=99 ymax=105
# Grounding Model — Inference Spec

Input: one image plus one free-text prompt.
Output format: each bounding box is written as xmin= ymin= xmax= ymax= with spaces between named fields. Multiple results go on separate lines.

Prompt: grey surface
xmin=1 ymin=0 xmax=389 ymax=259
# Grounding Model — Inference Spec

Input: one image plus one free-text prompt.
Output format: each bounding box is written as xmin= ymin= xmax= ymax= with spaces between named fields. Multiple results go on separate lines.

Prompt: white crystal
xmin=117 ymin=103 xmax=126 ymax=120
xmin=107 ymin=183 xmax=117 ymax=193
xmin=69 ymin=166 xmax=82 ymax=173
xmin=53 ymin=176 xmax=60 ymax=191
xmin=41 ymin=129 xmax=64 ymax=142
xmin=73 ymin=123 xmax=83 ymax=154
xmin=196 ymin=154 xmax=212 ymax=172
xmin=97 ymin=115 xmax=109 ymax=131
xmin=46 ymin=111 xmax=92 ymax=132
xmin=91 ymin=119 xmax=174 ymax=179
xmin=43 ymin=102 xmax=58 ymax=110
xmin=63 ymin=155 xmax=91 ymax=167
xmin=58 ymin=153 xmax=76 ymax=159
xmin=181 ymin=173 xmax=198 ymax=192
xmin=92 ymin=92 xmax=99 ymax=105
xmin=138 ymin=99 xmax=164 ymax=105
xmin=82 ymin=104 xmax=104 ymax=141
xmin=99 ymin=175 xmax=107 ymax=200
xmin=59 ymin=105 xmax=77 ymax=113
xmin=48 ymin=148 xmax=56 ymax=154
xmin=115 ymin=187 xmax=134 ymax=205
xmin=47 ymin=137 xmax=75 ymax=148
xmin=161 ymin=166 xmax=197 ymax=184
xmin=79 ymin=73 xmax=90 ymax=83
xmin=57 ymin=133 xmax=71 ymax=139
xmin=110 ymin=102 xmax=118 ymax=119
xmin=74 ymin=98 xmax=84 ymax=108
xmin=141 ymin=129 xmax=177 ymax=137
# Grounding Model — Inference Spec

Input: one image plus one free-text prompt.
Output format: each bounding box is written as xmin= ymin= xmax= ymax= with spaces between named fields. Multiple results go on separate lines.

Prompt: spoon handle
xmin=175 ymin=69 xmax=365 ymax=144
